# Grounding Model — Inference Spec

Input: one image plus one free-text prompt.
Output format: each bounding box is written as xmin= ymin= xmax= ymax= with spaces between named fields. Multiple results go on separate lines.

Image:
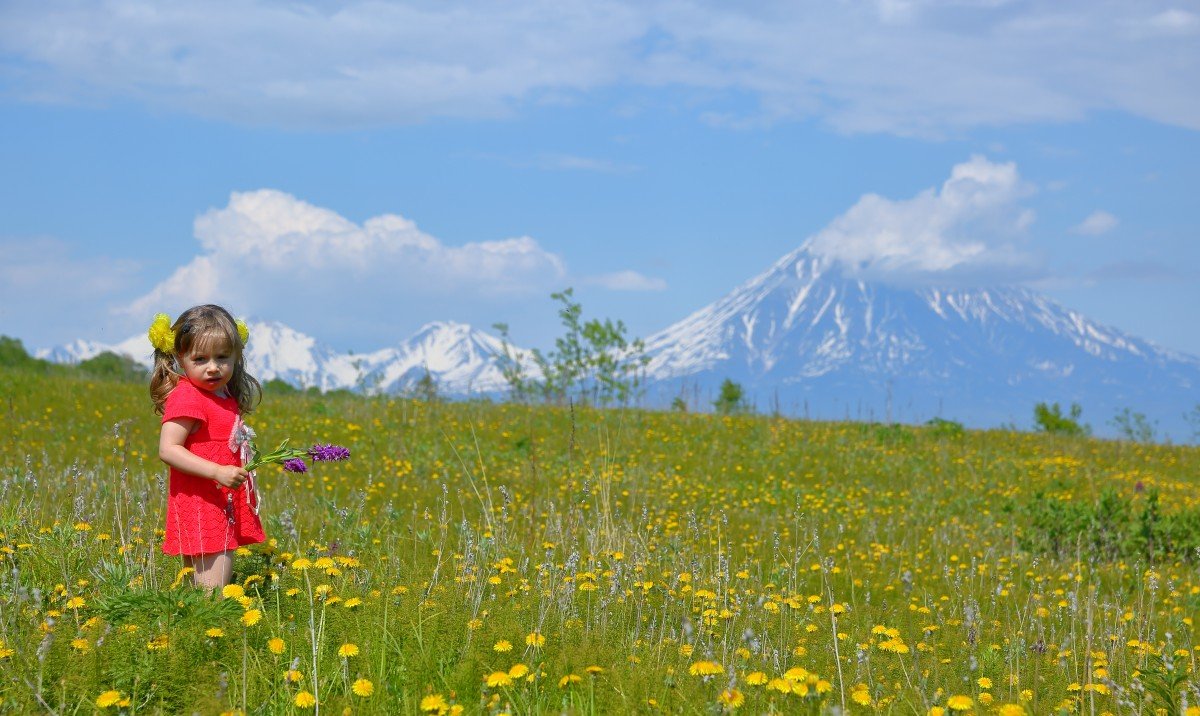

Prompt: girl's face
xmin=179 ymin=335 xmax=237 ymax=396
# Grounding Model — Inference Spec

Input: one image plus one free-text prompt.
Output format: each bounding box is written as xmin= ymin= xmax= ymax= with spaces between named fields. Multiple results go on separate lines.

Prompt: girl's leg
xmin=184 ymin=551 xmax=234 ymax=590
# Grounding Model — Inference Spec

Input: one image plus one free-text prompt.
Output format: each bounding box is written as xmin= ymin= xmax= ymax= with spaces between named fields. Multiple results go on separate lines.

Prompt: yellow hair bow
xmin=148 ymin=313 xmax=176 ymax=354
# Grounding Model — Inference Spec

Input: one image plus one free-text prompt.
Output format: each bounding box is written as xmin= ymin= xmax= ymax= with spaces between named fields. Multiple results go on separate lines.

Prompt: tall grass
xmin=0 ymin=366 xmax=1198 ymax=713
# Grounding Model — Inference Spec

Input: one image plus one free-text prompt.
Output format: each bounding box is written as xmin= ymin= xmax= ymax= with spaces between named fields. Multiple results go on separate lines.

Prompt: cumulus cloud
xmin=1071 ymin=210 xmax=1119 ymax=235
xmin=584 ymin=270 xmax=668 ymax=291
xmin=806 ymin=155 xmax=1039 ymax=284
xmin=123 ymin=190 xmax=568 ymax=321
xmin=1 ymin=1 xmax=1198 ymax=135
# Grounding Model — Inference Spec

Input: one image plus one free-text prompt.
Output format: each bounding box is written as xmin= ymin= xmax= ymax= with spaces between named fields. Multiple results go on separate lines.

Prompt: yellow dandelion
xmin=585 ymin=665 xmax=604 ymax=675
xmin=421 ymin=693 xmax=450 ymax=713
xmin=284 ymin=669 xmax=303 ymax=683
xmin=493 ymin=640 xmax=513 ymax=652
xmin=996 ymin=706 xmax=1027 ymax=716
xmin=240 ymin=609 xmax=262 ymax=627
xmin=745 ymin=671 xmax=768 ymax=685
xmin=977 ymin=677 xmax=993 ymax=689
xmin=766 ymin=677 xmax=793 ymax=693
xmin=294 ymin=690 xmax=316 ymax=708
xmin=946 ymin=694 xmax=974 ymax=711
xmin=689 ymin=660 xmax=724 ymax=677
xmin=206 ymin=628 xmax=225 ymax=638
xmin=338 ymin=643 xmax=360 ymax=658
xmin=718 ymin=688 xmax=745 ymax=709
xmin=267 ymin=637 xmax=285 ymax=654
xmin=352 ymin=678 xmax=374 ymax=697
xmin=508 ymin=663 xmax=530 ymax=679
xmin=221 ymin=584 xmax=245 ymax=599
xmin=65 ymin=596 xmax=86 ymax=609
xmin=71 ymin=638 xmax=90 ymax=652
xmin=525 ymin=632 xmax=545 ymax=648
xmin=485 ymin=671 xmax=513 ymax=688
xmin=559 ymin=674 xmax=582 ymax=688
xmin=852 ymin=688 xmax=872 ymax=706
xmin=96 ymin=690 xmax=122 ymax=708
xmin=343 ymin=597 xmax=362 ymax=609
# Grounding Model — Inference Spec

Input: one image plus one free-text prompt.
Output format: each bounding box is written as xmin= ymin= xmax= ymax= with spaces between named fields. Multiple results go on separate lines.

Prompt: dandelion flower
xmin=352 ymin=678 xmax=374 ymax=697
xmin=96 ymin=690 xmax=122 ymax=708
xmin=338 ymin=643 xmax=359 ymax=658
xmin=996 ymin=705 xmax=1028 ymax=716
xmin=421 ymin=693 xmax=450 ymax=713
xmin=559 ymin=674 xmax=581 ymax=688
xmin=65 ymin=596 xmax=86 ymax=609
xmin=585 ymin=665 xmax=604 ymax=675
xmin=222 ymin=584 xmax=245 ymax=599
xmin=977 ymin=677 xmax=993 ymax=689
xmin=508 ymin=663 xmax=529 ymax=679
xmin=294 ymin=691 xmax=316 ymax=708
xmin=525 ymin=632 xmax=545 ymax=648
xmin=718 ymin=689 xmax=745 ymax=709
xmin=485 ymin=671 xmax=513 ymax=688
xmin=745 ymin=671 xmax=768 ymax=686
xmin=689 ymin=660 xmax=723 ymax=677
xmin=946 ymin=695 xmax=974 ymax=711
xmin=241 ymin=609 xmax=262 ymax=627
xmin=267 ymin=637 xmax=285 ymax=654
xmin=206 ymin=628 xmax=225 ymax=638
xmin=493 ymin=640 xmax=512 ymax=652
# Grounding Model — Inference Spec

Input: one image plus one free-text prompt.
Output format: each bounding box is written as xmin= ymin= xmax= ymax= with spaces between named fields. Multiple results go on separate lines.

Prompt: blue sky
xmin=1 ymin=0 xmax=1198 ymax=357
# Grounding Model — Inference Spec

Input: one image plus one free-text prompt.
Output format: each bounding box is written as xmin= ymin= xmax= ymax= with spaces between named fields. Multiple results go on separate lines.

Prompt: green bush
xmin=1033 ymin=401 xmax=1089 ymax=436
xmin=1015 ymin=488 xmax=1200 ymax=562
xmin=78 ymin=351 xmax=147 ymax=381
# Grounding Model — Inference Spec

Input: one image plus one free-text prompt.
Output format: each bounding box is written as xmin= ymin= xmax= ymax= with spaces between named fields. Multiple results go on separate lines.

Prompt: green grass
xmin=0 ymin=366 xmax=1198 ymax=714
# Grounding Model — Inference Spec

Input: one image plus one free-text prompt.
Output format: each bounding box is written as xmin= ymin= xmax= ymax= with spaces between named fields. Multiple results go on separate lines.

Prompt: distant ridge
xmin=37 ymin=243 xmax=1200 ymax=439
xmin=38 ymin=320 xmax=530 ymax=396
xmin=640 ymin=243 xmax=1200 ymax=437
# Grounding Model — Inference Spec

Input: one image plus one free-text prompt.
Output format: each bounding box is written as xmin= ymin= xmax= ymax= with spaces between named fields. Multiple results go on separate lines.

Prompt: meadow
xmin=1 ymin=366 xmax=1199 ymax=714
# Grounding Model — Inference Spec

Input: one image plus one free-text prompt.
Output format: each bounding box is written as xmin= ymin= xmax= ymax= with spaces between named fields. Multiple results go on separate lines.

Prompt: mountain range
xmin=37 ymin=244 xmax=1200 ymax=440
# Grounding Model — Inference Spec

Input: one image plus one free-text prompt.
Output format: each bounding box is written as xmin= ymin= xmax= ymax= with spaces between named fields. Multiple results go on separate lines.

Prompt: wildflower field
xmin=2 ymin=367 xmax=1199 ymax=714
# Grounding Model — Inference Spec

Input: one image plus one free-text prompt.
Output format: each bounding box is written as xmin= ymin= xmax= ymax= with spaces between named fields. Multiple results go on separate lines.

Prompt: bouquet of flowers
xmin=244 ymin=440 xmax=351 ymax=473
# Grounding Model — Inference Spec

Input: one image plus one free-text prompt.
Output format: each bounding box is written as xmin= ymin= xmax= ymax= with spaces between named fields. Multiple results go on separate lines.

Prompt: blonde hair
xmin=149 ymin=304 xmax=262 ymax=415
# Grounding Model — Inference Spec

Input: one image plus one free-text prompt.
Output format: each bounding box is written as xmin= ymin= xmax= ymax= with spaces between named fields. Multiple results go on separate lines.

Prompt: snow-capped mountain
xmin=39 ymin=320 xmax=527 ymax=397
xmin=35 ymin=242 xmax=1200 ymax=438
xmin=643 ymin=244 xmax=1200 ymax=436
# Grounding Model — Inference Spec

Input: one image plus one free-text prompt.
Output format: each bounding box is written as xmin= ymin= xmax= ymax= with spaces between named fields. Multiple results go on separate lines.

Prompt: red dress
xmin=161 ymin=379 xmax=265 ymax=556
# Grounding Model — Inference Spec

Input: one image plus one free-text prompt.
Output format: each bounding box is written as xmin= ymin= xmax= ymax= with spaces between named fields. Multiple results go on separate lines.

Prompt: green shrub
xmin=1033 ymin=401 xmax=1089 ymax=436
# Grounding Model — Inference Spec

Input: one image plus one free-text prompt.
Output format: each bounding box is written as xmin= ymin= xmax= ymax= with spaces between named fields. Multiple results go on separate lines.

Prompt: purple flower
xmin=308 ymin=444 xmax=351 ymax=462
xmin=283 ymin=458 xmax=308 ymax=473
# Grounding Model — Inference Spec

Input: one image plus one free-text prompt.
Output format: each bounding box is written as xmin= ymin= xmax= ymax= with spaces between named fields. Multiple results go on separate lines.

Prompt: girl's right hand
xmin=213 ymin=465 xmax=249 ymax=489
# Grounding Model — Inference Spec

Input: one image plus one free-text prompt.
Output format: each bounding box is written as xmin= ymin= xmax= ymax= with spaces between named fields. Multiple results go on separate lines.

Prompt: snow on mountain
xmin=38 ymin=320 xmax=528 ymax=397
xmin=643 ymin=243 xmax=1200 ymax=437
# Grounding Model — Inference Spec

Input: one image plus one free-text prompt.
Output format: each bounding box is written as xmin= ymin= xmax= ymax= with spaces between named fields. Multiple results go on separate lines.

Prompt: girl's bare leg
xmin=184 ymin=551 xmax=234 ymax=590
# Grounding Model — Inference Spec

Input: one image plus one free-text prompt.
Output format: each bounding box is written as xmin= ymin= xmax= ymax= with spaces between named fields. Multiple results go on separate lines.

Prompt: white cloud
xmin=1 ymin=1 xmax=1198 ymax=134
xmin=584 ymin=270 xmax=668 ymax=291
xmin=1071 ymin=210 xmax=1119 ymax=235
xmin=806 ymin=155 xmax=1039 ymax=284
xmin=123 ymin=189 xmax=569 ymax=330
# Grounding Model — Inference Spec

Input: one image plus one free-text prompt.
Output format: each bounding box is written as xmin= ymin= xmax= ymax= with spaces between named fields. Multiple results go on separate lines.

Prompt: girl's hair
xmin=149 ymin=304 xmax=262 ymax=415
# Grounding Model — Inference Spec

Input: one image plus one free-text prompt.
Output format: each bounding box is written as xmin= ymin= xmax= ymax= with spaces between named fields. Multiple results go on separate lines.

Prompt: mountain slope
xmin=643 ymin=245 xmax=1200 ymax=435
xmin=38 ymin=320 xmax=527 ymax=396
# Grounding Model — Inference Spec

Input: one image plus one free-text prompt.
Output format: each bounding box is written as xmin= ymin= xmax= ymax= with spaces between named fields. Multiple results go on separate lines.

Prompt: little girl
xmin=149 ymin=304 xmax=265 ymax=589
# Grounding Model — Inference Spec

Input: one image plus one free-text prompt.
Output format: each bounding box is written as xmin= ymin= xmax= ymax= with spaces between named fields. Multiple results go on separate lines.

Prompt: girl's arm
xmin=159 ymin=418 xmax=249 ymax=489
